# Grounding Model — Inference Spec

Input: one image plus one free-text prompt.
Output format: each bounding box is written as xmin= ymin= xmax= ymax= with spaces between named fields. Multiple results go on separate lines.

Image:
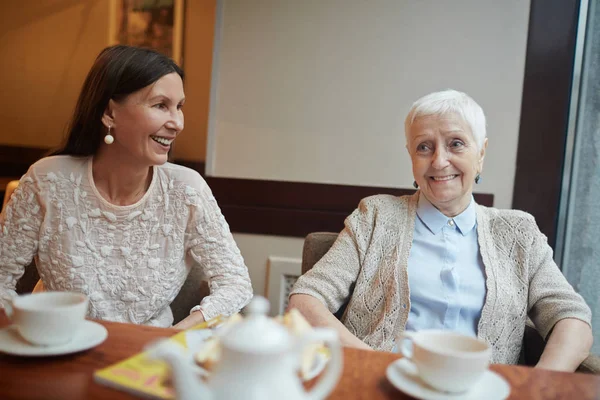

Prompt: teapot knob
xmin=244 ymin=296 xmax=270 ymax=316
xmin=223 ymin=295 xmax=291 ymax=352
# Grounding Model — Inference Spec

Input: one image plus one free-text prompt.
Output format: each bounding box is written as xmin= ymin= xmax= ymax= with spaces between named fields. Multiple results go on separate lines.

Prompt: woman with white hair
xmin=289 ymin=89 xmax=592 ymax=371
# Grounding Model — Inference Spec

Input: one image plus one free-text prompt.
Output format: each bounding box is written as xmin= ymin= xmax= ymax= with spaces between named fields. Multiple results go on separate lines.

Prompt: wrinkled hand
xmin=174 ymin=310 xmax=206 ymax=330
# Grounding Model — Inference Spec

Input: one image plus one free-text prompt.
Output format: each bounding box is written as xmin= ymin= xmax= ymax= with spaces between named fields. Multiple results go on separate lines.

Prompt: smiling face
xmin=407 ymin=113 xmax=487 ymax=217
xmin=102 ymin=72 xmax=185 ymax=166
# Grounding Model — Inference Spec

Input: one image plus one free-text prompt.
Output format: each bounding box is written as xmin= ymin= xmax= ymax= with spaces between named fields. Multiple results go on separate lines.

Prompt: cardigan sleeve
xmin=526 ymin=219 xmax=592 ymax=339
xmin=290 ymin=197 xmax=376 ymax=313
xmin=0 ymin=173 xmax=42 ymax=309
xmin=184 ymin=173 xmax=253 ymax=320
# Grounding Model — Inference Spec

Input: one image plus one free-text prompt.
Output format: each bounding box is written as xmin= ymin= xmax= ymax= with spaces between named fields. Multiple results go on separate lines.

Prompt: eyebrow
xmin=148 ymin=94 xmax=186 ymax=103
xmin=412 ymin=134 xmax=431 ymax=142
xmin=440 ymin=128 xmax=466 ymax=134
xmin=411 ymin=129 xmax=467 ymax=142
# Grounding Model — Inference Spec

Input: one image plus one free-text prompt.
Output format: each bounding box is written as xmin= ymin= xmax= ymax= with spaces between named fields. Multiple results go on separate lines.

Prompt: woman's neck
xmin=92 ymin=147 xmax=152 ymax=206
xmin=420 ymin=192 xmax=471 ymax=218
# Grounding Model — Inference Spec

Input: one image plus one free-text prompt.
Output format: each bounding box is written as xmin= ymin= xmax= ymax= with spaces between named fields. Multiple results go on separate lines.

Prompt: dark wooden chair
xmin=301 ymin=232 xmax=600 ymax=374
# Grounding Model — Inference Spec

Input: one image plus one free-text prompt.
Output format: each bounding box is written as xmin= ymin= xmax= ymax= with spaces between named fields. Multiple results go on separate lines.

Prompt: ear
xmin=478 ymin=138 xmax=488 ymax=171
xmin=101 ymin=99 xmax=116 ymax=129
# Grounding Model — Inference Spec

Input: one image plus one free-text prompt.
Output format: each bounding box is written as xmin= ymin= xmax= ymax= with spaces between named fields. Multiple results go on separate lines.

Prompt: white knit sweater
xmin=291 ymin=193 xmax=591 ymax=364
xmin=0 ymin=156 xmax=253 ymax=327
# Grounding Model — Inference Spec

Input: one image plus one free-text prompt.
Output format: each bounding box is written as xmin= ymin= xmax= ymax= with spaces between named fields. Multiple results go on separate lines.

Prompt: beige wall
xmin=0 ymin=0 xmax=213 ymax=162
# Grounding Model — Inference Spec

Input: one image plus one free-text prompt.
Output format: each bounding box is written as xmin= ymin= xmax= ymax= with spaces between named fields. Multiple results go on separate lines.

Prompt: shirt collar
xmin=416 ymin=193 xmax=477 ymax=236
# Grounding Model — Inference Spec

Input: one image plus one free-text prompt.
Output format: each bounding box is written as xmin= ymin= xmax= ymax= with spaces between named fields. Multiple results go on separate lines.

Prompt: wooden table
xmin=1 ymin=313 xmax=599 ymax=399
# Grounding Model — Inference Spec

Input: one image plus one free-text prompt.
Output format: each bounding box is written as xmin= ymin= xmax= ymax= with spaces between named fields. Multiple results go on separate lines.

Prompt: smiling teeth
xmin=151 ymin=136 xmax=173 ymax=146
xmin=432 ymin=175 xmax=457 ymax=181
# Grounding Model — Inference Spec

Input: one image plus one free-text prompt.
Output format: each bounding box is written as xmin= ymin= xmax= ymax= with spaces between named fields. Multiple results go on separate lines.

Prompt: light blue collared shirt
xmin=405 ymin=194 xmax=486 ymax=337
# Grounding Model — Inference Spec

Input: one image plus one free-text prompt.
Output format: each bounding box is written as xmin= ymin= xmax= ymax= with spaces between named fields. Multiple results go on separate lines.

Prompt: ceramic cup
xmin=5 ymin=292 xmax=89 ymax=346
xmin=396 ymin=330 xmax=491 ymax=393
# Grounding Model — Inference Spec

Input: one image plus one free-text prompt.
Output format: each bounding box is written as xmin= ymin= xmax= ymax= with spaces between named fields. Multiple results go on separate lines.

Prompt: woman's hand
xmin=173 ymin=310 xmax=206 ymax=330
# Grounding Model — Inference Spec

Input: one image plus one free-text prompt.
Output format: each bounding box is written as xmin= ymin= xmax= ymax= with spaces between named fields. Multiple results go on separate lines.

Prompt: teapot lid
xmin=221 ymin=296 xmax=292 ymax=353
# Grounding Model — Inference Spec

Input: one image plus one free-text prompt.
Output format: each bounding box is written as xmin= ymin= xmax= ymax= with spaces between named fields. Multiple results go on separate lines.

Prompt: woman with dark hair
xmin=0 ymin=45 xmax=253 ymax=329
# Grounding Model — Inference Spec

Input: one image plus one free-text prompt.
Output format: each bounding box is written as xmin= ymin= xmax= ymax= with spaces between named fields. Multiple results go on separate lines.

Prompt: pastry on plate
xmin=193 ymin=310 xmax=324 ymax=379
xmin=193 ymin=313 xmax=242 ymax=371
xmin=282 ymin=308 xmax=324 ymax=380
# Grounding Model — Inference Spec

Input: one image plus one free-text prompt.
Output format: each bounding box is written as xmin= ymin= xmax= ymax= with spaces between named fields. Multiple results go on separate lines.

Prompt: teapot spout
xmin=147 ymin=339 xmax=213 ymax=400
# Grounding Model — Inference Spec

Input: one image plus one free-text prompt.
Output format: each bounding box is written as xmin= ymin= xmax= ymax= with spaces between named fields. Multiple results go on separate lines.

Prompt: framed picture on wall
xmin=108 ymin=0 xmax=185 ymax=65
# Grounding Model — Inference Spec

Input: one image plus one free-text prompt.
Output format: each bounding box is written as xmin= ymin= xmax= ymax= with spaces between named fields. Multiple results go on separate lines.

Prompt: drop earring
xmin=475 ymin=173 xmax=482 ymax=184
xmin=104 ymin=125 xmax=114 ymax=145
xmin=413 ymin=181 xmax=419 ymax=189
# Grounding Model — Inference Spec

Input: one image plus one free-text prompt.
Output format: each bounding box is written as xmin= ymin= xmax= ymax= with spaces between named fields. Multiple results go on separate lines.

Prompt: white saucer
xmin=386 ymin=359 xmax=510 ymax=400
xmin=0 ymin=320 xmax=108 ymax=356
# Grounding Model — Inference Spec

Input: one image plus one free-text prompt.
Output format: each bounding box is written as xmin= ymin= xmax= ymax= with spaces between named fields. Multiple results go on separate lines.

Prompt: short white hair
xmin=404 ymin=89 xmax=487 ymax=150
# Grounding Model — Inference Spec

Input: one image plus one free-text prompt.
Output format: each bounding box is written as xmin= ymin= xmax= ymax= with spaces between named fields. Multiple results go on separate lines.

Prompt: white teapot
xmin=150 ymin=296 xmax=343 ymax=400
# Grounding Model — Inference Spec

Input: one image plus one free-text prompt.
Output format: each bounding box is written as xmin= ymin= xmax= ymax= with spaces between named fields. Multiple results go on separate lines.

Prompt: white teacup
xmin=396 ymin=330 xmax=491 ymax=393
xmin=5 ymin=292 xmax=89 ymax=346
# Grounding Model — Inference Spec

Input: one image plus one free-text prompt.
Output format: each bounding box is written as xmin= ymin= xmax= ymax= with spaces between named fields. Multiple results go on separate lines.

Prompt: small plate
xmin=386 ymin=358 xmax=510 ymax=400
xmin=0 ymin=321 xmax=108 ymax=357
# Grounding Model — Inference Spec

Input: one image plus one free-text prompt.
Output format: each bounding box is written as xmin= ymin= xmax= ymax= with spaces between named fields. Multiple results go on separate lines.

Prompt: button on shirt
xmin=405 ymin=194 xmax=486 ymax=337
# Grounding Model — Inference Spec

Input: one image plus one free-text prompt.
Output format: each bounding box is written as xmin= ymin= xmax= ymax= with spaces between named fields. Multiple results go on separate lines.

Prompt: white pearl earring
xmin=104 ymin=126 xmax=114 ymax=145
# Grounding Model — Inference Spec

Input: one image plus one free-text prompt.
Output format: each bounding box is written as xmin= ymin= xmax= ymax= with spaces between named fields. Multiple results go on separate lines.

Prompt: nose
xmin=431 ymin=147 xmax=450 ymax=169
xmin=166 ymin=110 xmax=184 ymax=132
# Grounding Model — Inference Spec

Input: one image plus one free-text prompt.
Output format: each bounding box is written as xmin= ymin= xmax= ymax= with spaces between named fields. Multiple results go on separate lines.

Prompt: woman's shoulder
xmin=477 ymin=204 xmax=536 ymax=222
xmin=155 ymin=162 xmax=207 ymax=192
xmin=476 ymin=204 xmax=541 ymax=237
xmin=346 ymin=194 xmax=416 ymax=227
xmin=26 ymin=155 xmax=89 ymax=179
xmin=357 ymin=193 xmax=414 ymax=212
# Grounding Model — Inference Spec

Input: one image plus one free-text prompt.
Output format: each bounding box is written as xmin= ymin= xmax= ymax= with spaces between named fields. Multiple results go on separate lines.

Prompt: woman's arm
xmin=0 ymin=176 xmax=42 ymax=309
xmin=288 ymin=198 xmax=380 ymax=348
xmin=288 ymin=294 xmax=371 ymax=350
xmin=525 ymin=217 xmax=593 ymax=372
xmin=179 ymin=174 xmax=253 ymax=325
xmin=536 ymin=318 xmax=593 ymax=372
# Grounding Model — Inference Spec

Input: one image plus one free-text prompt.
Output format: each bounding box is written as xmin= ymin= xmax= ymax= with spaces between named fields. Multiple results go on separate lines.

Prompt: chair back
xmin=301 ymin=232 xmax=338 ymax=274
xmin=170 ymin=268 xmax=211 ymax=324
xmin=302 ymin=232 xmax=354 ymax=319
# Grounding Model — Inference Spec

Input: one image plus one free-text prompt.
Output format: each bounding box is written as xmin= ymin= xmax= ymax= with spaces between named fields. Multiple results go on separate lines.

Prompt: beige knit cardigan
xmin=291 ymin=193 xmax=591 ymax=364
